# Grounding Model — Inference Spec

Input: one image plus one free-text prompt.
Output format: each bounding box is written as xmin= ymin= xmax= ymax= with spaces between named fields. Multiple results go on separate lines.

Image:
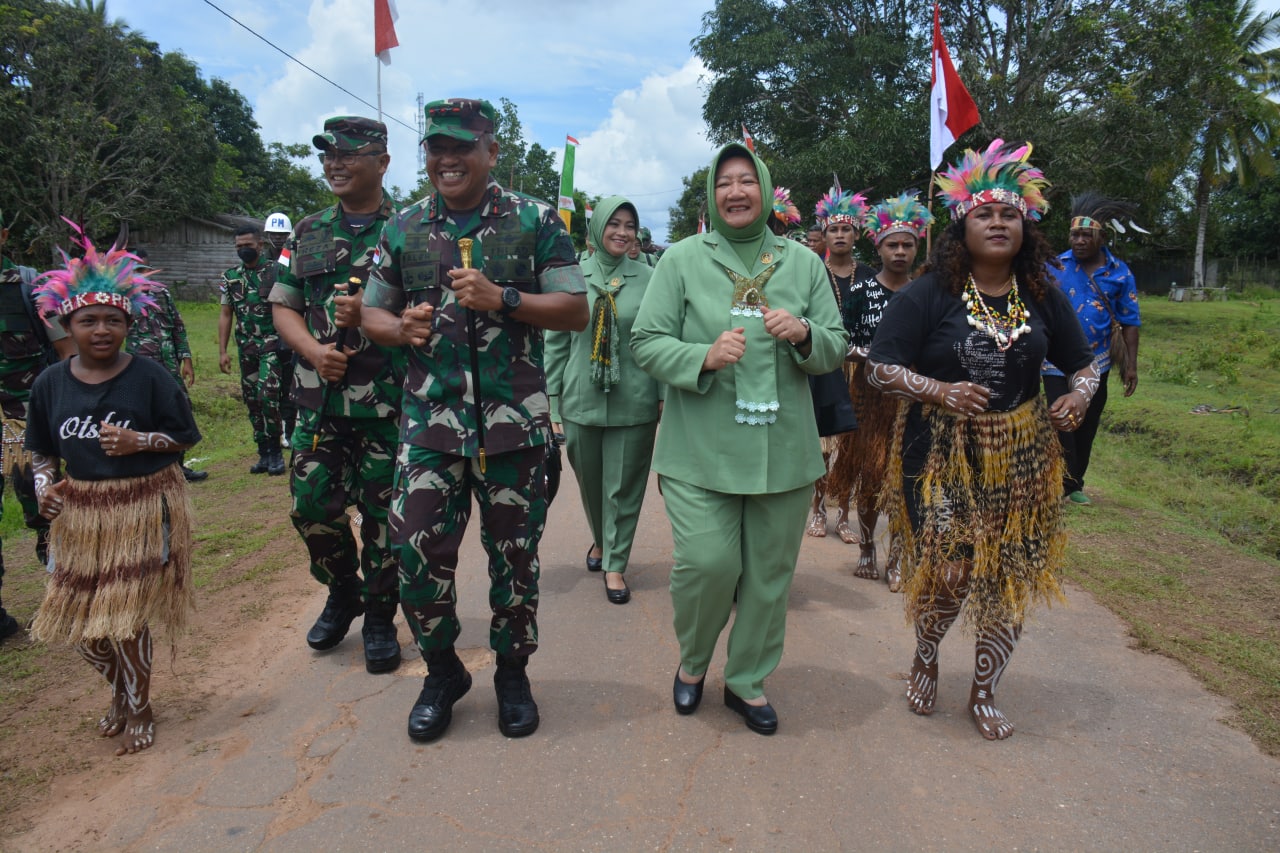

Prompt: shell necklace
xmin=962 ymin=274 xmax=1030 ymax=352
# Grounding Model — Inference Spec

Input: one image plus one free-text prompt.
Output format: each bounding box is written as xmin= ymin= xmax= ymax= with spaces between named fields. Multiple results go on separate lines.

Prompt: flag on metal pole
xmin=558 ymin=135 xmax=579 ymax=232
xmin=929 ymin=2 xmax=979 ymax=170
xmin=741 ymin=124 xmax=755 ymax=152
xmin=374 ymin=0 xmax=399 ymax=64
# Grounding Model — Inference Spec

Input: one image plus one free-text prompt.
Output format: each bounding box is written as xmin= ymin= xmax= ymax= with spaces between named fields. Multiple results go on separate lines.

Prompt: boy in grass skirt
xmin=24 ymin=224 xmax=200 ymax=756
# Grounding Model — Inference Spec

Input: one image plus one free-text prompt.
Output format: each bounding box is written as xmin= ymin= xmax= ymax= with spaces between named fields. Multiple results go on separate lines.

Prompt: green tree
xmin=1184 ymin=0 xmax=1280 ymax=286
xmin=667 ymin=166 xmax=710 ymax=242
xmin=0 ymin=0 xmax=220 ymax=258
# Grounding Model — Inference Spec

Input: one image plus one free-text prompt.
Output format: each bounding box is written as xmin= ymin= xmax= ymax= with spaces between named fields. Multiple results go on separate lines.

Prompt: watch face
xmin=503 ymin=287 xmax=522 ymax=310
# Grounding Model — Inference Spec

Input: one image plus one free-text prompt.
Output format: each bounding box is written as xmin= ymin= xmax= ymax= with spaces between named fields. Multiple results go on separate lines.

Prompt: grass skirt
xmin=882 ymin=397 xmax=1067 ymax=633
xmin=827 ymin=362 xmax=898 ymax=510
xmin=31 ymin=463 xmax=193 ymax=645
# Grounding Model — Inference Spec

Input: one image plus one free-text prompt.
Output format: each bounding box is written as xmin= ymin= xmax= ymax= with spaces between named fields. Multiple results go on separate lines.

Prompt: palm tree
xmin=1189 ymin=0 xmax=1280 ymax=288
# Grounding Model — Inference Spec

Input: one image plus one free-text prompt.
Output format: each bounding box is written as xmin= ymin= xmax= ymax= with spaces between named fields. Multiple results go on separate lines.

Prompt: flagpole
xmin=377 ymin=60 xmax=383 ymax=124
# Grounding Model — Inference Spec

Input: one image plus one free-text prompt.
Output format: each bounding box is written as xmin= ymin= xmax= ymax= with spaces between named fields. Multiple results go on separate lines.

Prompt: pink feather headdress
xmin=33 ymin=219 xmax=157 ymax=319
xmin=772 ymin=187 xmax=802 ymax=226
xmin=934 ymin=139 xmax=1049 ymax=221
xmin=814 ymin=190 xmax=868 ymax=229
xmin=864 ymin=192 xmax=934 ymax=244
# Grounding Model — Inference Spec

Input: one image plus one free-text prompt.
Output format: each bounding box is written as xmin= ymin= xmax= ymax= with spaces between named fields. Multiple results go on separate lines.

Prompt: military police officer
xmin=219 ymin=226 xmax=287 ymax=475
xmin=0 ymin=210 xmax=73 ymax=641
xmin=269 ymin=117 xmax=406 ymax=675
xmin=363 ymin=98 xmax=588 ymax=742
xmin=263 ymin=213 xmax=299 ymax=447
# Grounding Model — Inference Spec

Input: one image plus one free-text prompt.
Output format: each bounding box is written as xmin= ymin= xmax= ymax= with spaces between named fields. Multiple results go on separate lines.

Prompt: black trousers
xmin=1043 ymin=370 xmax=1110 ymax=494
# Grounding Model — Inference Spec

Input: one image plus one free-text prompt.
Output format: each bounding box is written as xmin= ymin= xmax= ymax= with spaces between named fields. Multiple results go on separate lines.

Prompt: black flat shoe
xmin=586 ymin=546 xmax=602 ymax=572
xmin=673 ymin=670 xmax=705 ymax=715
xmin=724 ymin=686 xmax=778 ymax=735
xmin=604 ymin=573 xmax=630 ymax=605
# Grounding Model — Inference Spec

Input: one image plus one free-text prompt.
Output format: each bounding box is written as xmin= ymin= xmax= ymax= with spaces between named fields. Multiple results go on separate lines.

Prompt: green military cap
xmin=313 ymin=116 xmax=388 ymax=152
xmin=638 ymin=226 xmax=652 ymax=242
xmin=421 ymin=98 xmax=497 ymax=142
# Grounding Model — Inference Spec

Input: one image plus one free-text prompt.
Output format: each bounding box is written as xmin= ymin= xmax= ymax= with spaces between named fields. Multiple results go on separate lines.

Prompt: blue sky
xmin=107 ymin=0 xmax=721 ymax=241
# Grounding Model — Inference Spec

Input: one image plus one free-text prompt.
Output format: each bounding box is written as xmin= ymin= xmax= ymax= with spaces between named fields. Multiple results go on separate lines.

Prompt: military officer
xmin=269 ymin=116 xmax=406 ymax=675
xmin=219 ymin=226 xmax=286 ymax=475
xmin=126 ymin=248 xmax=206 ymax=482
xmin=362 ymin=98 xmax=588 ymax=742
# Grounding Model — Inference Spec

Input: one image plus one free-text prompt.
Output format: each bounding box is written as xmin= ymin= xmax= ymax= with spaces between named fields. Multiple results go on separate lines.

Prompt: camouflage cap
xmin=312 ymin=116 xmax=388 ymax=152
xmin=421 ymin=98 xmax=497 ymax=143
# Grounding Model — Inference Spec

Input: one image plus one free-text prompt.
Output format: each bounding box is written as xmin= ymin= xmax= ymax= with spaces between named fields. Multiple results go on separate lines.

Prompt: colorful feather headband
xmin=815 ymin=190 xmax=868 ymax=229
xmin=934 ymin=139 xmax=1049 ymax=221
xmin=772 ymin=187 xmax=802 ymax=226
xmin=33 ymin=219 xmax=157 ymax=319
xmin=864 ymin=192 xmax=934 ymax=244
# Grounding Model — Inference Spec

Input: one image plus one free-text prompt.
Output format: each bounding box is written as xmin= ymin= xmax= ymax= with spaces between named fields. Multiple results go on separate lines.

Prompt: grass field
xmin=0 ymin=292 xmax=1277 ymax=769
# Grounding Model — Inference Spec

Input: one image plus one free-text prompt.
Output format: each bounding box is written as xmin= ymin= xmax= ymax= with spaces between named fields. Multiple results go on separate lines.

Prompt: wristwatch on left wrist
xmin=793 ymin=316 xmax=812 ymax=347
xmin=500 ymin=286 xmax=522 ymax=315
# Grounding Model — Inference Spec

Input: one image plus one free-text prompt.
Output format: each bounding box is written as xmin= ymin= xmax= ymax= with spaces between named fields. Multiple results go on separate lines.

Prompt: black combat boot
xmin=249 ymin=442 xmax=271 ymax=474
xmin=305 ymin=581 xmax=364 ymax=650
xmin=267 ymin=447 xmax=286 ymax=476
xmin=361 ymin=602 xmax=401 ymax=673
xmin=407 ymin=647 xmax=471 ymax=742
xmin=494 ymin=654 xmax=539 ymax=738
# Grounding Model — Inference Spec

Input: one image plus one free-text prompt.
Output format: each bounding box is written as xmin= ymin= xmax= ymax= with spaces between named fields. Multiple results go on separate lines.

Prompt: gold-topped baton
xmin=456 ymin=239 xmax=486 ymax=474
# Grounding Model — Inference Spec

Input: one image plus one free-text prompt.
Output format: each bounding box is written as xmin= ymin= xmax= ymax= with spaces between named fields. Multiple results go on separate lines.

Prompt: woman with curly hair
xmin=866 ymin=141 xmax=1098 ymax=740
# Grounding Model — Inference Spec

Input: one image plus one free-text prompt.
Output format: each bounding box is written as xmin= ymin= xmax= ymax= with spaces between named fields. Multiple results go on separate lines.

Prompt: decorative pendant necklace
xmin=962 ymin=274 xmax=1031 ymax=352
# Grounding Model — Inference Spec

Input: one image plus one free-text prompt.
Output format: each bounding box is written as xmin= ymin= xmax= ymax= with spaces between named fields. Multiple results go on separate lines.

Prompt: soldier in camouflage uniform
xmin=263 ymin=214 xmax=299 ymax=448
xmin=0 ymin=212 xmax=73 ymax=641
xmin=126 ymin=249 xmax=207 ymax=482
xmin=363 ymin=98 xmax=588 ymax=742
xmin=269 ymin=116 xmax=406 ymax=675
xmin=219 ymin=226 xmax=287 ymax=475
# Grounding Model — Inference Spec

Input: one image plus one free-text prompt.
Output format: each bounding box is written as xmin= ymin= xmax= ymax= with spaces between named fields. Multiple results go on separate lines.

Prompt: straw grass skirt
xmin=30 ymin=463 xmax=193 ymax=645
xmin=882 ymin=397 xmax=1067 ymax=634
xmin=826 ymin=362 xmax=897 ymax=510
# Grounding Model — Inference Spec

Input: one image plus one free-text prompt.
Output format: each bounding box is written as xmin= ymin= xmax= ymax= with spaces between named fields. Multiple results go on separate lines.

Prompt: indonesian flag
xmin=584 ymin=201 xmax=594 ymax=221
xmin=558 ymin=135 xmax=579 ymax=232
xmin=374 ymin=0 xmax=399 ymax=65
xmin=276 ymin=246 xmax=291 ymax=268
xmin=741 ymin=124 xmax=755 ymax=152
xmin=930 ymin=2 xmax=979 ymax=170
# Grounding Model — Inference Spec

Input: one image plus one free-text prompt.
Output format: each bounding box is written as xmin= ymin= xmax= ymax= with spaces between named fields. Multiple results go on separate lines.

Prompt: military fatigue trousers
xmin=563 ymin=419 xmax=657 ymax=575
xmin=289 ymin=410 xmax=399 ymax=605
xmin=0 ymin=432 xmax=49 ymax=615
xmin=393 ymin=444 xmax=547 ymax=658
xmin=660 ymin=476 xmax=811 ymax=701
xmin=237 ymin=349 xmax=283 ymax=446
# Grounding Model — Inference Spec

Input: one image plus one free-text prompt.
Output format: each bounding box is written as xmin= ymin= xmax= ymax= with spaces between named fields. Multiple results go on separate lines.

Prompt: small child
xmin=25 ymin=226 xmax=200 ymax=756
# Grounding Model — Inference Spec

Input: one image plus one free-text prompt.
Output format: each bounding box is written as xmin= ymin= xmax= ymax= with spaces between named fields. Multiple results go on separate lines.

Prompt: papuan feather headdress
xmin=934 ymin=139 xmax=1049 ymax=221
xmin=814 ymin=190 xmax=869 ymax=229
xmin=864 ymin=192 xmax=934 ymax=244
xmin=771 ymin=187 xmax=803 ymax=227
xmin=33 ymin=219 xmax=157 ymax=319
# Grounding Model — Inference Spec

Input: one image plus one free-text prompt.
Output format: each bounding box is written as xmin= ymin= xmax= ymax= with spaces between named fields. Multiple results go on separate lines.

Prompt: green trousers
xmin=659 ymin=476 xmax=811 ymax=699
xmin=563 ymin=420 xmax=657 ymax=575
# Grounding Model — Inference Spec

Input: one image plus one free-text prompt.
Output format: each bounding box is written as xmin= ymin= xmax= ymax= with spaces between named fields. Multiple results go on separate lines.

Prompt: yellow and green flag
xmin=558 ymin=135 xmax=579 ymax=232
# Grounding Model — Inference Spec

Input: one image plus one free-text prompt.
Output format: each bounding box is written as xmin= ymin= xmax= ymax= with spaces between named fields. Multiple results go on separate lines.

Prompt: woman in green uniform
xmin=546 ymin=196 xmax=661 ymax=605
xmin=631 ymin=144 xmax=847 ymax=734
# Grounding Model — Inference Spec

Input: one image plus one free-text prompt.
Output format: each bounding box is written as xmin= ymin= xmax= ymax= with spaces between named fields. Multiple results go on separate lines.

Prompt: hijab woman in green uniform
xmin=631 ymin=144 xmax=848 ymax=734
xmin=546 ymin=197 xmax=661 ymax=605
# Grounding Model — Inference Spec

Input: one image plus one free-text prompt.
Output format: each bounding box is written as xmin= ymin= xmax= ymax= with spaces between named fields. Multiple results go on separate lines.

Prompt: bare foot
xmin=970 ymin=688 xmax=1014 ymax=740
xmin=98 ymin=691 xmax=127 ymax=738
xmin=906 ymin=651 xmax=938 ymax=715
xmin=115 ymin=705 xmax=155 ymax=756
xmin=853 ymin=544 xmax=878 ymax=579
xmin=805 ymin=512 xmax=827 ymax=538
xmin=834 ymin=511 xmax=857 ymax=545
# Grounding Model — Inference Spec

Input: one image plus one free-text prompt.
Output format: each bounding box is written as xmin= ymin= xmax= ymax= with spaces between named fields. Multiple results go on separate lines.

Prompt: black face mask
xmin=237 ymin=247 xmax=259 ymax=264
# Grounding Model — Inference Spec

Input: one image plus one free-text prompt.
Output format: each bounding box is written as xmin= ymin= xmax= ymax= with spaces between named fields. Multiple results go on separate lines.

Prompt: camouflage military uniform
xmin=365 ymin=179 xmax=586 ymax=656
xmin=270 ymin=193 xmax=405 ymax=607
xmin=221 ymin=261 xmax=285 ymax=446
xmin=0 ymin=256 xmax=67 ymax=620
xmin=126 ymin=282 xmax=191 ymax=387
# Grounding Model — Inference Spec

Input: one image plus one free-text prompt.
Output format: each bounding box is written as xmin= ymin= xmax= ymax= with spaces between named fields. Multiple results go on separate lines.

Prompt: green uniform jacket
xmin=631 ymin=231 xmax=847 ymax=495
xmin=545 ymin=254 xmax=660 ymax=427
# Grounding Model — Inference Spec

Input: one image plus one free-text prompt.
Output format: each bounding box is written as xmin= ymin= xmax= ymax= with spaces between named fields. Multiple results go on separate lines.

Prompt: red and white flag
xmin=374 ymin=0 xmax=399 ymax=65
xmin=741 ymin=124 xmax=755 ymax=152
xmin=930 ymin=2 xmax=979 ymax=170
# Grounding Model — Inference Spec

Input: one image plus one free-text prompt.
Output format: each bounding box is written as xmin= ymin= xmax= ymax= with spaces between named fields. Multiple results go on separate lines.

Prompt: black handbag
xmin=809 ymin=368 xmax=857 ymax=437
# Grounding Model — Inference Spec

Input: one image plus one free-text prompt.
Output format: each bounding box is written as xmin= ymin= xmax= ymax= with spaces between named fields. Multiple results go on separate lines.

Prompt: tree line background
xmin=3 ymin=0 xmax=1279 ymax=289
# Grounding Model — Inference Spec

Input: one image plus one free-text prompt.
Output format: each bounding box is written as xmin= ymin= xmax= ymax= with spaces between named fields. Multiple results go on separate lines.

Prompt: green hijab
xmin=706 ymin=143 xmax=773 ymax=268
xmin=583 ymin=195 xmax=640 ymax=391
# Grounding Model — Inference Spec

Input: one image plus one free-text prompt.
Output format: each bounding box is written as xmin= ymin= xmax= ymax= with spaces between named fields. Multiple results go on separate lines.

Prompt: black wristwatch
xmin=500 ymin=286 xmax=522 ymax=315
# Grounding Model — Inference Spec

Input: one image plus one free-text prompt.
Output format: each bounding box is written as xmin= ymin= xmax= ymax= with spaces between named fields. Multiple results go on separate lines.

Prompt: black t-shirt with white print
xmin=25 ymin=356 xmax=201 ymax=480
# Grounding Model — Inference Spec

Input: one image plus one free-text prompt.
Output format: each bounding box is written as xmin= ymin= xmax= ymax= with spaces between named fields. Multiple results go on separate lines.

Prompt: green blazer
xmin=546 ymin=254 xmax=661 ymax=427
xmin=631 ymin=231 xmax=848 ymax=495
